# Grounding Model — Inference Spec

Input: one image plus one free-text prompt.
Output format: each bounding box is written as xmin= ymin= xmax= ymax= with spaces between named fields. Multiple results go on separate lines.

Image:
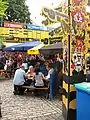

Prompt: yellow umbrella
xmin=27 ymin=43 xmax=44 ymax=55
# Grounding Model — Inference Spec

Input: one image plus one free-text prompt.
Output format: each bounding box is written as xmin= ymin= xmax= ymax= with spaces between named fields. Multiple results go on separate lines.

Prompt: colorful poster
xmin=4 ymin=22 xmax=24 ymax=29
xmin=70 ymin=0 xmax=88 ymax=76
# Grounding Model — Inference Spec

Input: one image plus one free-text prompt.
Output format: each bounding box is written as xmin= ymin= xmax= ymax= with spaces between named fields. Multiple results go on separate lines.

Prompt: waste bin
xmin=75 ymin=82 xmax=90 ymax=120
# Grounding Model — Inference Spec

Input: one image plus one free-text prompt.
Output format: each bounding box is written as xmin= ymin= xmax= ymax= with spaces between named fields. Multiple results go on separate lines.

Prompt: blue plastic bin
xmin=75 ymin=82 xmax=90 ymax=120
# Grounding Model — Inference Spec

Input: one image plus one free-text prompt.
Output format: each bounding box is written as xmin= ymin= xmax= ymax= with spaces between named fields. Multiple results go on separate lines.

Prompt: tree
xmin=0 ymin=0 xmax=8 ymax=16
xmin=4 ymin=0 xmax=32 ymax=24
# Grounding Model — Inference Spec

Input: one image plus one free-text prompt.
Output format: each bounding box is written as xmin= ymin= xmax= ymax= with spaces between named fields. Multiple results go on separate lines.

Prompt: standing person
xmin=13 ymin=65 xmax=26 ymax=95
xmin=0 ymin=53 xmax=7 ymax=69
xmin=7 ymin=57 xmax=14 ymax=78
xmin=13 ymin=57 xmax=17 ymax=74
xmin=49 ymin=69 xmax=58 ymax=100
xmin=0 ymin=53 xmax=7 ymax=65
xmin=45 ymin=63 xmax=54 ymax=99
xmin=40 ymin=62 xmax=48 ymax=76
xmin=17 ymin=54 xmax=22 ymax=68
xmin=86 ymin=66 xmax=90 ymax=81
xmin=22 ymin=57 xmax=28 ymax=72
xmin=30 ymin=55 xmax=37 ymax=67
xmin=45 ymin=63 xmax=54 ymax=81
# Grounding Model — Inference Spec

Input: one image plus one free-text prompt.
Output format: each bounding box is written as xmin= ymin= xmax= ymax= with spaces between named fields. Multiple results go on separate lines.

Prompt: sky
xmin=26 ymin=0 xmax=90 ymax=26
xmin=26 ymin=0 xmax=62 ymax=25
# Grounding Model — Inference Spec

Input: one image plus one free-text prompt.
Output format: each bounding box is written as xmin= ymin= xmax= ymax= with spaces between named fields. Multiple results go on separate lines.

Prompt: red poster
xmin=4 ymin=22 xmax=24 ymax=29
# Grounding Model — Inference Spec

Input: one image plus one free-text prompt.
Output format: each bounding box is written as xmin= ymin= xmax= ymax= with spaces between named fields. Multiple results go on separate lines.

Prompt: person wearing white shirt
xmin=22 ymin=62 xmax=28 ymax=72
xmin=13 ymin=65 xmax=26 ymax=95
xmin=44 ymin=63 xmax=54 ymax=99
xmin=45 ymin=64 xmax=54 ymax=81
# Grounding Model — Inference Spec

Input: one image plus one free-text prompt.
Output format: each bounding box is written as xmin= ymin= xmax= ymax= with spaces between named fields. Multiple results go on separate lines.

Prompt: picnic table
xmin=0 ymin=70 xmax=10 ymax=79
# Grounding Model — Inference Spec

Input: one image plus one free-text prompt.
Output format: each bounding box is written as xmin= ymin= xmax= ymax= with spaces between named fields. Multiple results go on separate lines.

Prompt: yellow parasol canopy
xmin=27 ymin=43 xmax=44 ymax=55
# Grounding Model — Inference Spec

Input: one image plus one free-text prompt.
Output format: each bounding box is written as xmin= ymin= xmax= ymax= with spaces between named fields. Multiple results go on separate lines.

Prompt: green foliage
xmin=0 ymin=38 xmax=3 ymax=49
xmin=0 ymin=0 xmax=8 ymax=16
xmin=4 ymin=0 xmax=32 ymax=23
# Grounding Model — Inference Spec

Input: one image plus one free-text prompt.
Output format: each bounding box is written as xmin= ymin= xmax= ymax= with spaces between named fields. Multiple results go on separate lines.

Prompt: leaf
xmin=0 ymin=0 xmax=8 ymax=17
xmin=4 ymin=0 xmax=32 ymax=23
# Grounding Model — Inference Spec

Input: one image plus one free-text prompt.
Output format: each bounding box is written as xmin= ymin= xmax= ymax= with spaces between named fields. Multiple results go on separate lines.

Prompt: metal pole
xmin=68 ymin=0 xmax=71 ymax=118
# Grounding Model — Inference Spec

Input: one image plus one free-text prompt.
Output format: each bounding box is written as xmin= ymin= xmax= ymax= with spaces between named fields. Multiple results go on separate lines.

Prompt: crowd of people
xmin=0 ymin=52 xmax=63 ymax=100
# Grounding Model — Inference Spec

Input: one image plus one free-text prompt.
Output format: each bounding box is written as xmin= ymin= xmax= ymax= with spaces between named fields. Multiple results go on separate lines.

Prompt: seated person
xmin=34 ymin=66 xmax=46 ymax=87
xmin=26 ymin=66 xmax=35 ymax=86
xmin=13 ymin=65 xmax=26 ymax=95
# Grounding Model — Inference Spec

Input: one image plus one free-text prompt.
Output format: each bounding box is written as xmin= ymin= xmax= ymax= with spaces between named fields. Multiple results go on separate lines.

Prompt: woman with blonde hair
xmin=26 ymin=66 xmax=35 ymax=86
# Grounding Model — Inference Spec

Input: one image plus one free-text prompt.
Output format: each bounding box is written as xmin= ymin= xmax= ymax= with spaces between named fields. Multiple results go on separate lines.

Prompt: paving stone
xmin=32 ymin=118 xmax=38 ymax=120
xmin=0 ymin=80 xmax=63 ymax=120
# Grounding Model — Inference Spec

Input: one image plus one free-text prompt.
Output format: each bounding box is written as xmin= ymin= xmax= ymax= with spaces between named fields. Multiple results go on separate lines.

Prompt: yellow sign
xmin=27 ymin=43 xmax=44 ymax=55
xmin=0 ymin=27 xmax=49 ymax=40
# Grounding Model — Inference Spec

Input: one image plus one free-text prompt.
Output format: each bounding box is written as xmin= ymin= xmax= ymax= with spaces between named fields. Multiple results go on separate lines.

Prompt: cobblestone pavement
xmin=0 ymin=80 xmax=64 ymax=120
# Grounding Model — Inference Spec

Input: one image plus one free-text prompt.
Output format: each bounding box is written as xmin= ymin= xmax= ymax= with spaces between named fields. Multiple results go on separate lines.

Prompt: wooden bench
xmin=22 ymin=86 xmax=49 ymax=98
xmin=22 ymin=86 xmax=48 ymax=90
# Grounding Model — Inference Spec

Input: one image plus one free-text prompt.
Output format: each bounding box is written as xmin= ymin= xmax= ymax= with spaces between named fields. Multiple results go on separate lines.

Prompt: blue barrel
xmin=75 ymin=82 xmax=90 ymax=120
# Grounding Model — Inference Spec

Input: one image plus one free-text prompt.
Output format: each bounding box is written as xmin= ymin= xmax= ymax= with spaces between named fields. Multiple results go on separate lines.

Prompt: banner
xmin=27 ymin=24 xmax=53 ymax=31
xmin=70 ymin=0 xmax=88 ymax=76
xmin=4 ymin=22 xmax=24 ymax=29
